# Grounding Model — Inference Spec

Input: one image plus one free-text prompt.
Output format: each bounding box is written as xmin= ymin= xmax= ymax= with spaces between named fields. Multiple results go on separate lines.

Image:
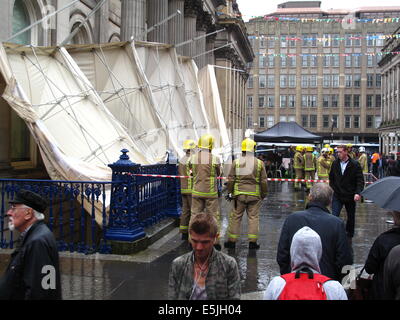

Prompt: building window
xmin=288 ymin=74 xmax=296 ymax=88
xmin=366 ymin=115 xmax=373 ymax=128
xmin=353 ymin=115 xmax=360 ymax=129
xmin=310 ymin=33 xmax=317 ymax=47
xmin=247 ymin=75 xmax=253 ymax=88
xmin=288 ymin=115 xmax=296 ymax=122
xmin=332 ymin=34 xmax=340 ymax=47
xmin=323 ymin=95 xmax=330 ymax=108
xmin=288 ymin=95 xmax=295 ymax=108
xmin=332 ymin=74 xmax=339 ymax=87
xmin=310 ymin=95 xmax=317 ymax=108
xmin=376 ymin=74 xmax=381 ymax=87
xmin=353 ymin=34 xmax=361 ymax=46
xmin=366 ymin=95 xmax=373 ymax=108
xmin=310 ymin=56 xmax=318 ymax=67
xmin=310 ymin=75 xmax=317 ymax=88
xmin=367 ymin=55 xmax=374 ymax=67
xmin=367 ymin=74 xmax=374 ymax=87
xmin=280 ymin=115 xmax=287 ymax=122
xmin=259 ymin=75 xmax=266 ymax=88
xmin=259 ymin=37 xmax=266 ymax=48
xmin=332 ymin=94 xmax=339 ymax=107
xmin=375 ymin=116 xmax=381 ymax=128
xmin=354 ymin=74 xmax=361 ymax=87
xmin=353 ymin=55 xmax=361 ymax=67
xmin=302 ymin=34 xmax=309 ymax=47
xmin=301 ymin=75 xmax=308 ymax=88
xmin=267 ymin=75 xmax=275 ymax=88
xmin=345 ymin=115 xmax=351 ymax=128
xmin=267 ymin=95 xmax=275 ymax=108
xmin=345 ymin=56 xmax=352 ymax=67
xmin=281 ymin=56 xmax=287 ymax=67
xmin=247 ymin=116 xmax=253 ymax=128
xmin=281 ymin=34 xmax=287 ymax=48
xmin=302 ymin=55 xmax=308 ymax=67
xmin=289 ymin=56 xmax=296 ymax=67
xmin=345 ymin=74 xmax=352 ymax=87
xmin=323 ymin=56 xmax=330 ymax=67
xmin=280 ymin=74 xmax=287 ymax=88
xmin=289 ymin=34 xmax=296 ymax=47
xmin=376 ymin=34 xmax=384 ymax=46
xmin=310 ymin=115 xmax=317 ymax=128
xmin=259 ymin=116 xmax=265 ymax=128
xmin=301 ymin=95 xmax=307 ymax=107
xmin=332 ymin=56 xmax=339 ymax=67
xmin=376 ymin=94 xmax=381 ymax=108
xmin=259 ymin=56 xmax=266 ymax=68
xmin=267 ymin=115 xmax=275 ymax=128
xmin=268 ymin=38 xmax=275 ymax=48
xmin=345 ymin=34 xmax=352 ymax=47
xmin=332 ymin=115 xmax=338 ymax=128
xmin=353 ymin=95 xmax=360 ymax=108
xmin=345 ymin=94 xmax=352 ymax=108
xmin=247 ymin=95 xmax=253 ymax=108
xmin=258 ymin=95 xmax=265 ymax=108
xmin=323 ymin=34 xmax=330 ymax=47
xmin=268 ymin=55 xmax=275 ymax=67
xmin=302 ymin=115 xmax=308 ymax=127
xmin=280 ymin=95 xmax=287 ymax=108
xmin=323 ymin=75 xmax=331 ymax=87
xmin=323 ymin=115 xmax=329 ymax=128
xmin=367 ymin=34 xmax=374 ymax=46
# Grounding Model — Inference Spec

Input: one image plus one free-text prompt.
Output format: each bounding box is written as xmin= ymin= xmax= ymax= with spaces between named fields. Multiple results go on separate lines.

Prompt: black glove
xmin=225 ymin=193 xmax=233 ymax=201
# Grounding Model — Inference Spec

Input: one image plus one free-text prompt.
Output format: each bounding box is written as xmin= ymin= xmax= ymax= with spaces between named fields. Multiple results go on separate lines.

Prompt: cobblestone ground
xmin=0 ymin=181 xmax=392 ymax=299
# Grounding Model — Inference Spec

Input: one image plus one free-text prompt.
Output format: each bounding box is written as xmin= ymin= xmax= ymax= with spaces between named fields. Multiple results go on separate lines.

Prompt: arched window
xmin=11 ymin=0 xmax=32 ymax=163
xmin=12 ymin=0 xmax=31 ymax=45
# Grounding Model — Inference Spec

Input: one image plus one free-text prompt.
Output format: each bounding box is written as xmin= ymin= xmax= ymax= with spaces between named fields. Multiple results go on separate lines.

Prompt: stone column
xmin=168 ymin=0 xmax=184 ymax=55
xmin=205 ymin=37 xmax=215 ymax=66
xmin=183 ymin=11 xmax=196 ymax=57
xmin=121 ymin=0 xmax=147 ymax=41
xmin=0 ymin=81 xmax=11 ymax=170
xmin=95 ymin=0 xmax=109 ymax=43
xmin=195 ymin=27 xmax=206 ymax=69
xmin=147 ymin=0 xmax=168 ymax=43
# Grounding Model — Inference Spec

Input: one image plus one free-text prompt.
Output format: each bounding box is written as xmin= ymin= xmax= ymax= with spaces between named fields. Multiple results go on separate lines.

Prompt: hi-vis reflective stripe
xmin=234 ymin=159 xmax=262 ymax=196
xmin=228 ymin=233 xmax=239 ymax=239
xmin=248 ymin=234 xmax=258 ymax=239
xmin=128 ymin=173 xmax=374 ymax=184
xmin=179 ymin=225 xmax=189 ymax=230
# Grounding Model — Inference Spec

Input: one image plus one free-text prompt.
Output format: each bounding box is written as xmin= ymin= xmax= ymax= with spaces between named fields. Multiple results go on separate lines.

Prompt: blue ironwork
xmin=0 ymin=150 xmax=182 ymax=253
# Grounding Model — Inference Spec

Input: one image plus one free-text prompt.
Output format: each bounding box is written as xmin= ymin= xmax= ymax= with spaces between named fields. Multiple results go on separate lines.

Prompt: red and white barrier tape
xmin=128 ymin=173 xmax=374 ymax=184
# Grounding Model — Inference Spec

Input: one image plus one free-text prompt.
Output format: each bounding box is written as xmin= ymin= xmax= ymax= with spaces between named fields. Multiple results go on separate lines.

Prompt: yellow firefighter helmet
xmin=198 ymin=134 xmax=215 ymax=150
xmin=306 ymin=146 xmax=314 ymax=152
xmin=241 ymin=138 xmax=256 ymax=152
xmin=182 ymin=139 xmax=196 ymax=150
xmin=296 ymin=145 xmax=303 ymax=152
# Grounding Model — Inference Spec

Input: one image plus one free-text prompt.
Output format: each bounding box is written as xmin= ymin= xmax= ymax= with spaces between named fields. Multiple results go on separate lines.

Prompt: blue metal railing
xmin=0 ymin=150 xmax=182 ymax=254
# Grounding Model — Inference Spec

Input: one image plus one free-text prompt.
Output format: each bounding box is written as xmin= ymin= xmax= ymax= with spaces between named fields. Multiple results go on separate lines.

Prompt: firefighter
xmin=178 ymin=139 xmax=196 ymax=240
xmin=347 ymin=144 xmax=356 ymax=159
xmin=293 ymin=145 xmax=305 ymax=191
xmin=304 ymin=146 xmax=316 ymax=191
xmin=317 ymin=148 xmax=331 ymax=181
xmin=224 ymin=138 xmax=268 ymax=250
xmin=188 ymin=133 xmax=222 ymax=249
xmin=358 ymin=146 xmax=368 ymax=174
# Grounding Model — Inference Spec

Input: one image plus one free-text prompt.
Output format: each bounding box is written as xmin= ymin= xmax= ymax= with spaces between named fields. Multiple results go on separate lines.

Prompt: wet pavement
xmin=0 ymin=181 xmax=393 ymax=300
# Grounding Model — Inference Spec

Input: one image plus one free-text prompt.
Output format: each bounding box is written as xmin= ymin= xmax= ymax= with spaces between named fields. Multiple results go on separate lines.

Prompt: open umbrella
xmin=361 ymin=176 xmax=400 ymax=211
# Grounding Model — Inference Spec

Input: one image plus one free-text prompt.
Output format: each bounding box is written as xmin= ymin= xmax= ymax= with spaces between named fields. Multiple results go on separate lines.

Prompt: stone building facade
xmin=0 ymin=0 xmax=253 ymax=178
xmin=378 ymin=25 xmax=400 ymax=154
xmin=245 ymin=1 xmax=400 ymax=143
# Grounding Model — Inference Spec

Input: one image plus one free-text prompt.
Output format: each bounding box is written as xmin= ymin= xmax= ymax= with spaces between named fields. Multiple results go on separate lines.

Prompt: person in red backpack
xmin=264 ymin=226 xmax=347 ymax=300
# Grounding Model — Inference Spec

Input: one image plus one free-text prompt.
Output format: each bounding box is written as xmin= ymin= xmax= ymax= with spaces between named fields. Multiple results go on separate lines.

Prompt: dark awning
xmin=254 ymin=122 xmax=323 ymax=144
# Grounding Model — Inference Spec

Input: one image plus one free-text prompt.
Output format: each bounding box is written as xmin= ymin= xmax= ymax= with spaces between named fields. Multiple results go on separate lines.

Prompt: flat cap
xmin=9 ymin=189 xmax=48 ymax=213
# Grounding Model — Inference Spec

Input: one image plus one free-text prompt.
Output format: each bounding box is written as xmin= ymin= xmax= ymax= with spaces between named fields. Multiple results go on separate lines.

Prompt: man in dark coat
xmin=277 ymin=183 xmax=353 ymax=281
xmin=364 ymin=211 xmax=400 ymax=299
xmin=329 ymin=145 xmax=364 ymax=243
xmin=0 ymin=189 xmax=61 ymax=300
xmin=384 ymin=243 xmax=400 ymax=300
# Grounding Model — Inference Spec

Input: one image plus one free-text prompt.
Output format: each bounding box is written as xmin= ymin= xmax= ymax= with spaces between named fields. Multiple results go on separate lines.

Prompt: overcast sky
xmin=236 ymin=0 xmax=400 ymax=21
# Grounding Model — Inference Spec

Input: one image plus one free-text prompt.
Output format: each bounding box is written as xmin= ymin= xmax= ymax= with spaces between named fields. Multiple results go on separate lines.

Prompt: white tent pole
xmin=135 ymin=10 xmax=182 ymax=40
xmin=175 ymin=29 xmax=225 ymax=48
xmin=192 ymin=41 xmax=236 ymax=59
xmin=57 ymin=0 xmax=108 ymax=47
xmin=212 ymin=65 xmax=246 ymax=73
xmin=5 ymin=0 xmax=81 ymax=42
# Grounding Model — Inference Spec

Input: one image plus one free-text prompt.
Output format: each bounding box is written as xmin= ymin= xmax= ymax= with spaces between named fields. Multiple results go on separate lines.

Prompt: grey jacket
xmin=168 ymin=248 xmax=240 ymax=300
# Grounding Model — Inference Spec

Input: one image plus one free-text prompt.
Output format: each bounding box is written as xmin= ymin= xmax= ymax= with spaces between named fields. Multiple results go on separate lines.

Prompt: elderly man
xmin=0 ymin=189 xmax=61 ymax=300
xmin=168 ymin=213 xmax=240 ymax=300
xmin=277 ymin=183 xmax=353 ymax=281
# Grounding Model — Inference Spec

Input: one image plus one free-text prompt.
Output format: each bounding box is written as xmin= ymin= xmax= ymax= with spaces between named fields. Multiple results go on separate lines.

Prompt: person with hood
xmin=363 ymin=210 xmax=400 ymax=299
xmin=277 ymin=183 xmax=353 ymax=281
xmin=264 ymin=226 xmax=347 ymax=300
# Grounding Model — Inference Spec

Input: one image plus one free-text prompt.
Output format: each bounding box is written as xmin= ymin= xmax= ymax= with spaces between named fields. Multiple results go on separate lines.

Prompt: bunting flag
xmin=247 ymin=34 xmax=400 ymax=41
xmin=216 ymin=11 xmax=400 ymax=24
xmin=256 ymin=51 xmax=400 ymax=57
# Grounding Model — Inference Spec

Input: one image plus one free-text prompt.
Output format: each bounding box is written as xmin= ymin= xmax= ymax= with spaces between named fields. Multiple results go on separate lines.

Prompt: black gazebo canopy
xmin=254 ymin=121 xmax=323 ymax=144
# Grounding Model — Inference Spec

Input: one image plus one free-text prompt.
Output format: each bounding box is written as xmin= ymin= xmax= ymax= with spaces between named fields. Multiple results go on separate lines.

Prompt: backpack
xmin=278 ymin=267 xmax=331 ymax=300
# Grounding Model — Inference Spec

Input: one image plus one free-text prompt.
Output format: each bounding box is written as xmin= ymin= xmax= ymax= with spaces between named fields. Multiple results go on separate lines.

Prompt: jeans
xmin=332 ymin=194 xmax=356 ymax=238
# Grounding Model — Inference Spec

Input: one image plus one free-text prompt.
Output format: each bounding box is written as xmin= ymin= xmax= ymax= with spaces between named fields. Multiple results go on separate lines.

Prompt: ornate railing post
xmin=165 ymin=155 xmax=182 ymax=219
xmin=105 ymin=149 xmax=146 ymax=242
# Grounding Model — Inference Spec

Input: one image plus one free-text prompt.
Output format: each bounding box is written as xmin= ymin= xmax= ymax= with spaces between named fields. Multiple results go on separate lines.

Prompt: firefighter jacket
xmin=188 ymin=149 xmax=221 ymax=199
xmin=294 ymin=152 xmax=304 ymax=169
xmin=304 ymin=152 xmax=316 ymax=171
xmin=226 ymin=154 xmax=268 ymax=199
xmin=178 ymin=154 xmax=192 ymax=194
xmin=358 ymin=153 xmax=368 ymax=173
xmin=317 ymin=155 xmax=331 ymax=177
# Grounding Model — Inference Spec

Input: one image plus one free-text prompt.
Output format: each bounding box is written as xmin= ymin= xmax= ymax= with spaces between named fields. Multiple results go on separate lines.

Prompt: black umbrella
xmin=361 ymin=176 xmax=400 ymax=211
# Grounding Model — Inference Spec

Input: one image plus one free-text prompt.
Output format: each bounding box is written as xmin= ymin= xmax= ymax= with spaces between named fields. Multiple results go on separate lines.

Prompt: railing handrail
xmin=0 ymin=178 xmax=114 ymax=184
